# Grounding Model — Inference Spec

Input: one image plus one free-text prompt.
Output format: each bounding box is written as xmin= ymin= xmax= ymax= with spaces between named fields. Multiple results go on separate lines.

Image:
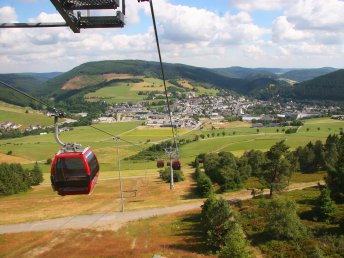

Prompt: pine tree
xmin=201 ymin=195 xmax=233 ymax=251
xmin=259 ymin=141 xmax=293 ymax=197
xmin=314 ymin=187 xmax=337 ymax=222
xmin=326 ymin=166 xmax=344 ymax=203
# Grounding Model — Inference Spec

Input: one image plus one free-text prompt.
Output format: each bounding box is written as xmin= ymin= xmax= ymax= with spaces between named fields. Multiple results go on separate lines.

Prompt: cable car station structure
xmin=0 ymin=0 xmax=127 ymax=33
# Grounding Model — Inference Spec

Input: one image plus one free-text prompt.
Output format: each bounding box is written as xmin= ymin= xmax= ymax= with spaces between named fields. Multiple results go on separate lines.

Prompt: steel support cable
xmin=89 ymin=124 xmax=145 ymax=150
xmin=147 ymin=0 xmax=179 ymax=154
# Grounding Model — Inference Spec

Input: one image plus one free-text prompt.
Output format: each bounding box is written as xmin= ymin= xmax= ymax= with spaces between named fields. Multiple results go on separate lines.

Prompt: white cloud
xmin=0 ymin=6 xmax=17 ymax=23
xmin=272 ymin=16 xmax=311 ymax=42
xmin=286 ymin=0 xmax=344 ymax=31
xmin=1 ymin=1 xmax=344 ymax=72
xmin=231 ymin=0 xmax=294 ymax=11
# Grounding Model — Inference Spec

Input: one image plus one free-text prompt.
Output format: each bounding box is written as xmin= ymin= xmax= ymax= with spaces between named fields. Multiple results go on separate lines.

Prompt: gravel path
xmin=0 ymin=181 xmax=320 ymax=234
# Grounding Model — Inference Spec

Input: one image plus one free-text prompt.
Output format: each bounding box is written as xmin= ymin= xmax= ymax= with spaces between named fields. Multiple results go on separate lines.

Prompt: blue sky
xmin=1 ymin=0 xmax=344 ymax=73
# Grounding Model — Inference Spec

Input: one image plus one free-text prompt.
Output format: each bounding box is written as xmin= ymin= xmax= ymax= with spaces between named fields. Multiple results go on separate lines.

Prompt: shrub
xmin=30 ymin=163 xmax=44 ymax=185
xmin=196 ymin=172 xmax=213 ymax=197
xmin=265 ymin=197 xmax=308 ymax=240
xmin=219 ymin=222 xmax=251 ymax=258
xmin=0 ymin=163 xmax=31 ymax=196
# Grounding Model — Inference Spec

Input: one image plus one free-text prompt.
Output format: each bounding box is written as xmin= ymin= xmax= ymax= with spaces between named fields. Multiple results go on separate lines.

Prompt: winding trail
xmin=0 ymin=181 xmax=320 ymax=234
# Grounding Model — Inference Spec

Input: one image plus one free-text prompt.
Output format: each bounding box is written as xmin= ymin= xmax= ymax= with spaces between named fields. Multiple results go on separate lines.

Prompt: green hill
xmin=45 ymin=60 xmax=247 ymax=98
xmin=294 ymin=69 xmax=344 ymax=100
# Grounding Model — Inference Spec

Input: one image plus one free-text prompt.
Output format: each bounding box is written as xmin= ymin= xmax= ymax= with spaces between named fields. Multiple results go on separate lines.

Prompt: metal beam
xmin=50 ymin=0 xmax=80 ymax=33
xmin=0 ymin=22 xmax=68 ymax=28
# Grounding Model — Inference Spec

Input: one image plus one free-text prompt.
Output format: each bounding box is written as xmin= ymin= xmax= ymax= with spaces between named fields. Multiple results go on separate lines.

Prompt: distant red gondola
xmin=157 ymin=159 xmax=164 ymax=168
xmin=172 ymin=160 xmax=181 ymax=170
xmin=50 ymin=147 xmax=99 ymax=196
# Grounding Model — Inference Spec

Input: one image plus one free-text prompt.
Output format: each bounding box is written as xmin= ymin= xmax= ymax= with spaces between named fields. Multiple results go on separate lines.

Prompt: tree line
xmin=0 ymin=163 xmax=43 ymax=196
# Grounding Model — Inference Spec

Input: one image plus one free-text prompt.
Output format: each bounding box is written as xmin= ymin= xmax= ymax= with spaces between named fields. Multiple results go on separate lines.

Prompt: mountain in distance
xmin=282 ymin=67 xmax=338 ymax=82
xmin=0 ymin=60 xmax=342 ymax=107
xmin=212 ymin=66 xmax=339 ymax=82
xmin=45 ymin=60 xmax=247 ymax=97
xmin=211 ymin=66 xmax=291 ymax=79
xmin=293 ymin=69 xmax=344 ymax=101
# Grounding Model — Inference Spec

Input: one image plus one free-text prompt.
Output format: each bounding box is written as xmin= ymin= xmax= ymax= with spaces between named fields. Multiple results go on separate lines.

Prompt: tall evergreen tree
xmin=259 ymin=141 xmax=293 ymax=197
xmin=314 ymin=187 xmax=337 ymax=222
xmin=201 ymin=195 xmax=233 ymax=251
xmin=326 ymin=166 xmax=344 ymax=203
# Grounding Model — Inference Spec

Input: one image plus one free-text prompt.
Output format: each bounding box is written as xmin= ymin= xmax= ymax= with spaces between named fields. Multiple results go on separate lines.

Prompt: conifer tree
xmin=314 ymin=187 xmax=337 ymax=222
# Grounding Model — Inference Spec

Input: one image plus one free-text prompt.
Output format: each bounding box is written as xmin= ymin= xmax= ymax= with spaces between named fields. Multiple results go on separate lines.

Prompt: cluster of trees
xmin=295 ymin=134 xmax=344 ymax=172
xmin=198 ymin=140 xmax=296 ymax=197
xmin=196 ymin=133 xmax=344 ymax=198
xmin=0 ymin=163 xmax=43 ymax=196
xmin=202 ymin=152 xmax=249 ymax=192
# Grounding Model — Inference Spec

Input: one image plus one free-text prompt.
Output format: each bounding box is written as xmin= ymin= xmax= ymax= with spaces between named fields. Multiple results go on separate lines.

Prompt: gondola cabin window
xmin=54 ymin=157 xmax=87 ymax=179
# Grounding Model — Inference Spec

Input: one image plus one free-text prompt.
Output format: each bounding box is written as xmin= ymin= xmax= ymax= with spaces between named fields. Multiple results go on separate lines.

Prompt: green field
xmin=1 ymin=117 xmax=344 ymax=176
xmin=0 ymin=102 xmax=53 ymax=128
xmin=85 ymin=83 xmax=145 ymax=103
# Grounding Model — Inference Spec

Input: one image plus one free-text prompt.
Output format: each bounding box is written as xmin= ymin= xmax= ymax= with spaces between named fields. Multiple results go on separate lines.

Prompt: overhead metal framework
xmin=0 ymin=0 xmax=126 ymax=33
xmin=50 ymin=0 xmax=125 ymax=32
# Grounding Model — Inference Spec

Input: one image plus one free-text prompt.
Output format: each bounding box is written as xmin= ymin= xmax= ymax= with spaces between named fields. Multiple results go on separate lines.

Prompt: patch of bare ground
xmin=61 ymin=76 xmax=83 ymax=90
xmin=102 ymin=73 xmax=136 ymax=80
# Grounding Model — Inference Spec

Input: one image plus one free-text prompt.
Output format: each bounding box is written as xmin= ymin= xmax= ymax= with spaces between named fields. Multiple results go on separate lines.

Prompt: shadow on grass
xmin=249 ymin=231 xmax=271 ymax=246
xmin=166 ymin=213 xmax=211 ymax=255
xmin=181 ymin=182 xmax=200 ymax=200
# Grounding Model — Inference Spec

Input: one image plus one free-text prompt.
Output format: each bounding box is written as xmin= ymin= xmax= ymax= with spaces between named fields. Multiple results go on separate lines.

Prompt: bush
xmin=196 ymin=172 xmax=213 ymax=198
xmin=265 ymin=197 xmax=308 ymax=240
xmin=30 ymin=163 xmax=44 ymax=185
xmin=159 ymin=167 xmax=184 ymax=182
xmin=219 ymin=222 xmax=251 ymax=258
xmin=0 ymin=163 xmax=31 ymax=196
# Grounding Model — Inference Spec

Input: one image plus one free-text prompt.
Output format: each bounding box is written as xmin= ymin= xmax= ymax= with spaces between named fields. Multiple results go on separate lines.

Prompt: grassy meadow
xmin=0 ymin=102 xmax=52 ymax=129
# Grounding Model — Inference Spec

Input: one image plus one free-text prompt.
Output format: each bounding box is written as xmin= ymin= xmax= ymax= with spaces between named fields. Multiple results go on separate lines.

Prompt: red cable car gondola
xmin=157 ymin=159 xmax=164 ymax=168
xmin=50 ymin=147 xmax=99 ymax=196
xmin=172 ymin=160 xmax=181 ymax=170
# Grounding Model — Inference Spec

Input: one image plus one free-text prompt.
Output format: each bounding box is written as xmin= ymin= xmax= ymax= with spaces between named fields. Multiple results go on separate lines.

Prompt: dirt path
xmin=0 ymin=181 xmax=320 ymax=234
